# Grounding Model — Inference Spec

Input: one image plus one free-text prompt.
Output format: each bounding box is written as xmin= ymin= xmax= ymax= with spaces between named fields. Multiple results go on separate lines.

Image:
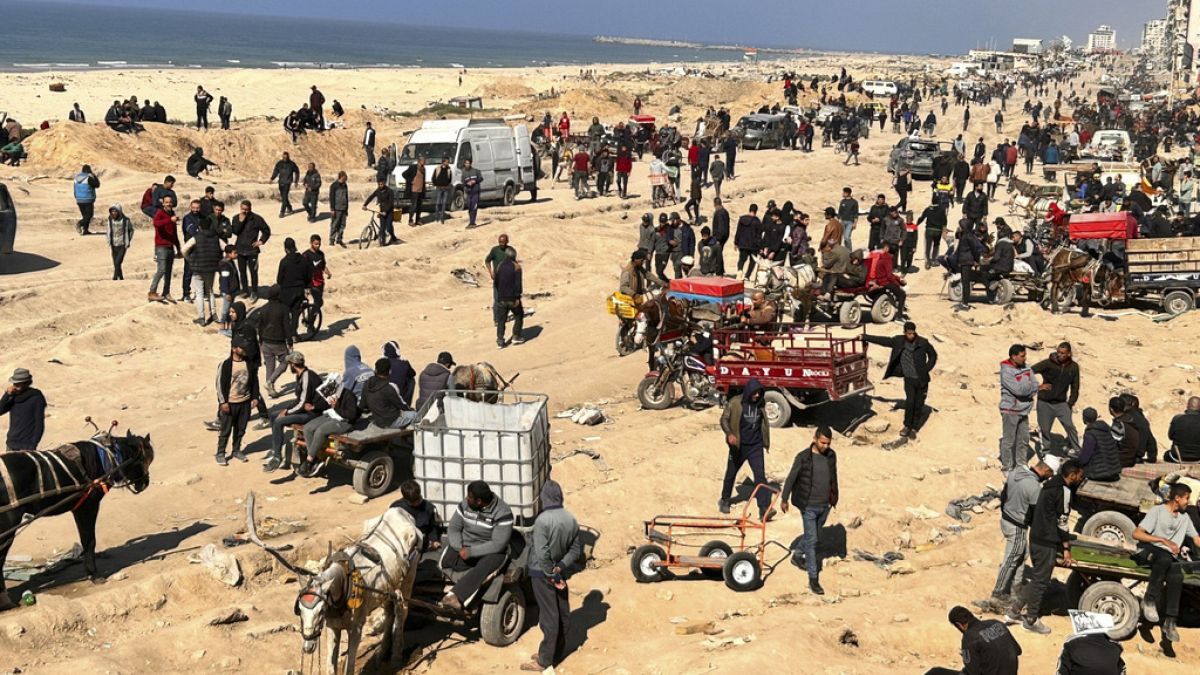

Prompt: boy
xmin=217 ymin=245 xmax=239 ymax=337
xmin=391 ymin=480 xmax=441 ymax=551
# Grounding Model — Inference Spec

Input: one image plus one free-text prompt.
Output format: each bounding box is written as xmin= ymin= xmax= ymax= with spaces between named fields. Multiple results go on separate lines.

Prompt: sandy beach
xmin=0 ymin=54 xmax=1195 ymax=675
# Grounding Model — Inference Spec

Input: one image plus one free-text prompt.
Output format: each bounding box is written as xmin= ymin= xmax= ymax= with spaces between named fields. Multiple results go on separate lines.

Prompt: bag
xmin=141 ymin=185 xmax=155 ymax=210
xmin=334 ymin=387 xmax=360 ymax=423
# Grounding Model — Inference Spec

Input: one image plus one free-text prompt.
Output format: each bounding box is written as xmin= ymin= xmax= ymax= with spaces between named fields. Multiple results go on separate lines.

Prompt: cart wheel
xmin=948 ymin=279 xmax=963 ymax=303
xmin=1065 ymin=570 xmax=1085 ymax=608
xmin=352 ymin=450 xmax=395 ymax=499
xmin=762 ymin=390 xmax=791 ymax=428
xmin=869 ymin=293 xmax=897 ymax=323
xmin=637 ymin=376 xmax=674 ymax=410
xmin=1080 ymin=510 xmax=1136 ymax=546
xmin=479 ymin=584 xmax=526 ymax=646
xmin=451 ymin=188 xmax=466 ymax=212
xmin=631 ymin=544 xmax=667 ymax=583
xmin=1078 ymin=581 xmax=1138 ymax=640
xmin=1163 ymin=290 xmax=1194 ymax=316
xmin=722 ymin=551 xmax=762 ymax=592
xmin=992 ymin=279 xmax=1014 ymax=305
xmin=838 ymin=300 xmax=861 ymax=327
xmin=698 ymin=540 xmax=733 ymax=581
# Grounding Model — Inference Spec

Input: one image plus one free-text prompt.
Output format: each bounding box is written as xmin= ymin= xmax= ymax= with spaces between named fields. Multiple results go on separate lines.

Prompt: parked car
xmin=886 ymin=137 xmax=954 ymax=178
xmin=736 ymin=114 xmax=785 ymax=150
xmin=813 ymin=104 xmax=843 ymax=126
xmin=861 ymin=80 xmax=898 ymax=97
xmin=0 ymin=182 xmax=15 ymax=255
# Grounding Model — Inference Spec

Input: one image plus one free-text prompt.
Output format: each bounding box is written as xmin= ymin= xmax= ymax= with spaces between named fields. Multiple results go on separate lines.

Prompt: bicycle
xmin=358 ymin=211 xmax=379 ymax=250
xmin=295 ymin=292 xmax=323 ymax=342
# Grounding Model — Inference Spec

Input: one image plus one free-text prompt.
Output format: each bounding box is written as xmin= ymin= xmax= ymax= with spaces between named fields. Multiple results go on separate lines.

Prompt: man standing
xmin=484 ymin=233 xmax=516 ymax=294
xmin=0 ymin=368 xmax=47 ymax=452
xmin=980 ymin=461 xmax=1051 ymax=615
xmin=838 ymin=187 xmax=858 ymax=249
xmin=271 ymin=152 xmax=300 ymax=218
xmin=328 ymin=171 xmax=348 ymax=247
xmin=187 ymin=206 xmax=223 ymax=326
xmin=1132 ymin=482 xmax=1199 ymax=644
xmin=722 ymin=133 xmax=737 ymax=180
xmin=710 ymin=197 xmax=729 ymax=276
xmin=521 ymin=480 xmax=582 ymax=673
xmin=864 ymin=322 xmax=937 ymax=439
xmin=214 ymin=339 xmax=258 ymax=466
xmin=363 ymin=121 xmax=376 ymax=168
xmin=302 ymin=163 xmax=321 ymax=223
xmin=73 ymin=164 xmax=100 ymax=235
xmin=462 ymin=158 xmax=483 ymax=228
xmin=918 ymin=197 xmax=946 ymax=268
xmin=1032 ymin=342 xmax=1081 ymax=452
xmin=441 ymin=481 xmax=514 ymax=611
xmin=865 ymin=193 xmax=889 ymax=251
xmin=494 ymin=249 xmax=524 ymax=348
xmin=431 ymin=157 xmax=453 ymax=223
xmin=733 ymin=204 xmax=761 ymax=280
xmin=265 ymin=351 xmax=321 ymax=473
xmin=257 ymin=286 xmax=293 ymax=398
xmin=148 ymin=195 xmax=182 ymax=302
xmin=998 ymin=344 xmax=1039 ymax=473
xmin=302 ymin=235 xmax=329 ymax=321
xmin=105 ymin=204 xmax=134 ymax=280
xmin=718 ymin=379 xmax=773 ymax=521
xmin=963 ymin=182 xmax=989 ymax=229
xmin=1166 ymin=396 xmax=1200 ymax=462
xmin=1016 ymin=460 xmax=1084 ymax=635
xmin=231 ymin=200 xmax=271 ymax=301
xmin=309 ymin=85 xmax=326 ymax=128
xmin=781 ymin=426 xmax=838 ymax=595
xmin=194 ymin=86 xmax=213 ymax=130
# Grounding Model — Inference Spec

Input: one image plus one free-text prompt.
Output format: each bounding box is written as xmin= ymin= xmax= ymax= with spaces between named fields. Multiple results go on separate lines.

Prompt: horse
xmin=0 ymin=428 xmax=154 ymax=609
xmin=750 ymin=255 xmax=816 ymax=321
xmin=451 ymin=362 xmax=515 ymax=403
xmin=1045 ymin=244 xmax=1098 ymax=314
xmin=634 ymin=292 xmax=690 ymax=348
xmin=247 ymin=493 xmax=421 ymax=675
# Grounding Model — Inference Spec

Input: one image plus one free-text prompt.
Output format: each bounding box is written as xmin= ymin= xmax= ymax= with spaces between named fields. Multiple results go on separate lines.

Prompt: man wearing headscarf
xmin=521 ymin=479 xmax=582 ymax=672
xmin=383 ymin=341 xmax=417 ymax=406
xmin=297 ymin=345 xmax=374 ymax=477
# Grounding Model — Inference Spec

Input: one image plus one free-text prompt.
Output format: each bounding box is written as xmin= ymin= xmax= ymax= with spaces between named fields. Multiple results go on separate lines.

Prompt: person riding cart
xmin=440 ymin=481 xmax=514 ymax=611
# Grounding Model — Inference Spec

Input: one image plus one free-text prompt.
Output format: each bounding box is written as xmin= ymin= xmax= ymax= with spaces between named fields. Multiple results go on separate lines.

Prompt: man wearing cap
xmin=0 ymin=368 xmax=47 ymax=452
xmin=416 ymin=352 xmax=455 ymax=411
xmin=265 ymin=351 xmax=322 ymax=472
xmin=998 ymin=344 xmax=1038 ymax=474
xmin=521 ymin=479 xmax=582 ymax=672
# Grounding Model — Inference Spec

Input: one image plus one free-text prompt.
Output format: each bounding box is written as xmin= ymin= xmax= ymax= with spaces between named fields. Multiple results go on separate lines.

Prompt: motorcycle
xmin=636 ymin=338 xmax=719 ymax=411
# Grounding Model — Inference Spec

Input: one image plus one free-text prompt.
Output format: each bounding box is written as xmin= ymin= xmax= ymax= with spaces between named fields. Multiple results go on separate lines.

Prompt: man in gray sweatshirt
xmin=978 ymin=461 xmax=1051 ymax=614
xmin=522 ymin=480 xmax=582 ymax=672
xmin=998 ymin=344 xmax=1039 ymax=474
xmin=441 ymin=480 xmax=513 ymax=610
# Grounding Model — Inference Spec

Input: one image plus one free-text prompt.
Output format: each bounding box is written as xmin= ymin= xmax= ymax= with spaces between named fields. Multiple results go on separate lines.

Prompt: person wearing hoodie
xmin=73 ymin=164 xmax=100 ymax=235
xmin=1107 ymin=396 xmax=1141 ymax=470
xmin=256 ymin=286 xmax=295 ymax=396
xmin=718 ymin=379 xmax=773 ymax=520
xmin=415 ymin=352 xmax=455 ymax=411
xmin=105 ymin=204 xmax=133 ymax=280
xmin=441 ymin=480 xmax=514 ymax=610
xmin=276 ymin=237 xmax=312 ymax=333
xmin=1078 ymin=406 xmax=1121 ymax=481
xmin=214 ymin=338 xmax=259 ymax=466
xmin=382 ymin=341 xmax=417 ymax=406
xmin=781 ymin=425 xmax=839 ymax=595
xmin=979 ymin=461 xmax=1052 ymax=615
xmin=1119 ymin=393 xmax=1157 ymax=464
xmin=0 ymin=368 xmax=47 ymax=452
xmin=522 ymin=479 xmax=582 ymax=673
xmin=1017 ymin=460 xmax=1085 ymax=635
xmin=297 ymin=345 xmax=374 ymax=477
xmin=219 ymin=301 xmax=270 ymax=429
xmin=998 ymin=344 xmax=1039 ymax=474
xmin=357 ymin=359 xmax=418 ymax=435
xmin=187 ymin=206 xmax=225 ymax=326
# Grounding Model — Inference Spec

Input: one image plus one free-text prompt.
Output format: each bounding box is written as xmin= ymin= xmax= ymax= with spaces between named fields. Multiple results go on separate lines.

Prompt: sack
xmin=334 ymin=388 xmax=360 ymax=423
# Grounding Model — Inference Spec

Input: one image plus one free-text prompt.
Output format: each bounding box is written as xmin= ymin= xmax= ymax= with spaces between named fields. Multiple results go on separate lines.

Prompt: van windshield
xmin=397 ymin=142 xmax=456 ymax=165
xmin=742 ymin=119 xmax=769 ymax=130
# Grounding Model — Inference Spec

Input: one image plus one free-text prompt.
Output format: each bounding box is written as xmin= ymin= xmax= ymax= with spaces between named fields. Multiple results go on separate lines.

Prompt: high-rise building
xmin=1143 ymin=18 xmax=1167 ymax=54
xmin=1167 ymin=0 xmax=1200 ymax=86
xmin=1087 ymin=25 xmax=1117 ymax=52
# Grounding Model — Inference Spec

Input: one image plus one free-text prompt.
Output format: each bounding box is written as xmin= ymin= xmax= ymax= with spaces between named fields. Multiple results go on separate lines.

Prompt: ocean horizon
xmin=0 ymin=2 xmax=803 ymax=71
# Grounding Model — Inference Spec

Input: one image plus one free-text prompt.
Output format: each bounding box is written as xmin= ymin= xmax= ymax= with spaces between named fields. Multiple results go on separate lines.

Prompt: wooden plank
xmin=1127 ymin=237 xmax=1200 ymax=253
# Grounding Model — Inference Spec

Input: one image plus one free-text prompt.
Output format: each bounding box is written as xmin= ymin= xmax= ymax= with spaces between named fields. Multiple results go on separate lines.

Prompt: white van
xmin=861 ymin=80 xmax=898 ymax=97
xmin=943 ymin=63 xmax=978 ymax=78
xmin=391 ymin=119 xmax=534 ymax=212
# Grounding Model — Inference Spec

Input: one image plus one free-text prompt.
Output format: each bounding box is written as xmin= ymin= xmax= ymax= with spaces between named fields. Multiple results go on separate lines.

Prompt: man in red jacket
xmin=148 ymin=196 xmax=182 ymax=302
xmin=867 ymin=241 xmax=907 ymax=320
xmin=1004 ymin=142 xmax=1019 ymax=178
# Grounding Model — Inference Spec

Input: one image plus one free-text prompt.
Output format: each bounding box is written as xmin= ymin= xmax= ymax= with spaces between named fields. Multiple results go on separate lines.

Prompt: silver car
xmin=887 ymin=138 xmax=953 ymax=179
xmin=737 ymin=114 xmax=786 ymax=150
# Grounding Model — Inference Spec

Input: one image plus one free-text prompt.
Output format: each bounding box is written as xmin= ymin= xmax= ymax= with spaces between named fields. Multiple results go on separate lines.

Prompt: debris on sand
xmin=450 ymin=268 xmax=480 ymax=287
xmin=838 ymin=627 xmax=859 ymax=647
xmin=208 ymin=607 xmax=249 ymax=626
xmin=191 ymin=544 xmax=243 ymax=587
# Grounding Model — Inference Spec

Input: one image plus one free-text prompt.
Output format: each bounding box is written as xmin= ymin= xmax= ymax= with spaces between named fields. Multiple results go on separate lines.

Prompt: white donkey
xmin=246 ymin=492 xmax=423 ymax=675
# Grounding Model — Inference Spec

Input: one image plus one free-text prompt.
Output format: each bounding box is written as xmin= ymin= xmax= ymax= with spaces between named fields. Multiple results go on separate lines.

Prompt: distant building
xmin=743 ymin=48 xmax=758 ymax=63
xmin=1143 ymin=18 xmax=1167 ymax=54
xmin=448 ymin=96 xmax=483 ymax=109
xmin=1012 ymin=38 xmax=1043 ymax=54
xmin=1167 ymin=0 xmax=1200 ymax=86
xmin=1087 ymin=25 xmax=1117 ymax=53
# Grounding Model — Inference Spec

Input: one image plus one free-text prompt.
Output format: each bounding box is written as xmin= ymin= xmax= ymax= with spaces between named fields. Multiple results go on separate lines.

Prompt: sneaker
xmin=496 ymin=339 xmax=508 ymax=349
xmin=231 ymin=450 xmax=248 ymax=463
xmin=203 ymin=419 xmax=220 ymax=431
xmin=1005 ymin=604 xmax=1024 ymax=624
xmin=790 ymin=552 xmax=806 ymax=569
xmin=1142 ymin=596 xmax=1160 ymax=624
xmin=254 ymin=418 xmax=271 ymax=430
xmin=192 ymin=318 xmax=206 ymax=326
xmin=759 ymin=507 xmax=777 ymax=522
xmin=297 ymin=460 xmax=318 ymax=478
xmin=147 ymin=292 xmax=163 ymax=302
xmin=1021 ymin=618 xmax=1051 ymax=635
xmin=899 ymin=427 xmax=912 ymax=438
xmin=263 ymin=457 xmax=281 ymax=473
xmin=214 ymin=453 xmax=229 ymax=466
xmin=266 ymin=384 xmax=280 ymax=398
xmin=1163 ymin=618 xmax=1181 ymax=643
xmin=218 ymin=329 xmax=232 ymax=338
xmin=717 ymin=499 xmax=730 ymax=514
xmin=809 ymin=579 xmax=825 ymax=595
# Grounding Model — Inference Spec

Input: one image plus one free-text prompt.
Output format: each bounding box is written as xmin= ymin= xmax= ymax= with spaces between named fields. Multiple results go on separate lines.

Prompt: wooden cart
xmin=1125 ymin=236 xmax=1200 ymax=315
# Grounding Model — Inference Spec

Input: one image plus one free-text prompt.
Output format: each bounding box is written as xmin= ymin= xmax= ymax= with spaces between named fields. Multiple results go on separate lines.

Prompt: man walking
xmin=463 ymin=158 xmax=483 ymax=228
xmin=998 ymin=344 xmax=1039 ymax=473
xmin=521 ymin=480 xmax=582 ymax=673
xmin=105 ymin=204 xmax=133 ymax=280
xmin=328 ymin=171 xmax=348 ymax=247
xmin=864 ymin=322 xmax=937 ymax=439
xmin=1132 ymin=482 xmax=1199 ymax=644
xmin=363 ymin=121 xmax=376 ymax=168
xmin=711 ymin=197 xmax=729 ymax=275
xmin=493 ymin=249 xmax=524 ymax=348
xmin=0 ymin=368 xmax=47 ymax=452
xmin=1032 ymin=342 xmax=1081 ymax=452
xmin=838 ymin=187 xmax=858 ymax=249
xmin=148 ymin=195 xmax=182 ymax=302
xmin=1016 ymin=460 xmax=1084 ymax=635
xmin=718 ymin=379 xmax=773 ymax=521
xmin=214 ymin=339 xmax=258 ymax=466
xmin=977 ymin=461 xmax=1050 ymax=614
xmin=271 ymin=152 xmax=300 ymax=218
xmin=302 ymin=162 xmax=321 ymax=222
xmin=781 ymin=426 xmax=838 ymax=595
xmin=734 ymin=204 xmax=761 ymax=280
xmin=73 ymin=164 xmax=100 ymax=235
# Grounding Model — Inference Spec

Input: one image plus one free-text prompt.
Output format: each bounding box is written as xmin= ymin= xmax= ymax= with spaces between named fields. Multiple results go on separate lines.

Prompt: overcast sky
xmin=51 ymin=0 xmax=1159 ymax=53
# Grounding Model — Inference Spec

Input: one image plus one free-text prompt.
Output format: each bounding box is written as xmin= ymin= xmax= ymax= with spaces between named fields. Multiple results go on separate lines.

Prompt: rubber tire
xmin=992 ymin=279 xmax=1014 ymax=305
xmin=450 ymin=188 xmax=466 ymax=212
xmin=616 ymin=324 xmax=637 ymax=357
xmin=722 ymin=551 xmax=762 ymax=592
xmin=502 ymin=183 xmax=516 ymax=206
xmin=1078 ymin=580 xmax=1139 ymax=641
xmin=838 ymin=300 xmax=861 ymax=327
xmin=869 ymin=293 xmax=897 ymax=323
xmin=479 ymin=584 xmax=526 ymax=647
xmin=698 ymin=540 xmax=733 ymax=581
xmin=637 ymin=376 xmax=674 ymax=411
xmin=352 ymin=450 xmax=395 ymax=499
xmin=631 ymin=544 xmax=667 ymax=583
xmin=1163 ymin=290 xmax=1194 ymax=316
xmin=762 ymin=390 xmax=791 ymax=428
xmin=1065 ymin=570 xmax=1085 ymax=609
xmin=948 ymin=279 xmax=963 ymax=303
xmin=358 ymin=225 xmax=375 ymax=250
xmin=1080 ymin=510 xmax=1136 ymax=546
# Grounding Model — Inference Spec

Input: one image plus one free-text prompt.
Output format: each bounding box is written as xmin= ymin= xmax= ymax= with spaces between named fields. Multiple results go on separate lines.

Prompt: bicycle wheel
xmin=358 ymin=222 xmax=376 ymax=249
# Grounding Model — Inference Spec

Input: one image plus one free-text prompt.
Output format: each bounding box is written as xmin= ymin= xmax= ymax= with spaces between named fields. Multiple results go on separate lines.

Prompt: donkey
xmin=0 ymin=429 xmax=155 ymax=609
xmin=247 ymin=493 xmax=422 ymax=675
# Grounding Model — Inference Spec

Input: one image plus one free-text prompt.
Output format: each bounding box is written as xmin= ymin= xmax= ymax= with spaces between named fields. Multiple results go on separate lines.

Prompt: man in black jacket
xmin=710 ymin=197 xmax=729 ymax=275
xmin=1078 ymin=407 xmax=1121 ymax=481
xmin=276 ymin=237 xmax=312 ymax=334
xmin=265 ymin=351 xmax=321 ymax=473
xmin=963 ymin=183 xmax=989 ymax=228
xmin=926 ymin=606 xmax=1021 ymax=675
xmin=493 ymin=249 xmax=524 ymax=348
xmin=256 ymin=286 xmax=294 ymax=397
xmin=270 ymin=152 xmax=300 ymax=218
xmin=781 ymin=425 xmax=838 ymax=595
xmin=415 ymin=352 xmax=455 ymax=412
xmin=733 ymin=204 xmax=761 ymax=280
xmin=864 ymin=321 xmax=938 ymax=438
xmin=359 ymin=358 xmax=419 ymax=432
xmin=918 ymin=198 xmax=946 ymax=268
xmin=232 ymin=200 xmax=271 ymax=301
xmin=952 ymin=156 xmax=970 ymax=203
xmin=363 ymin=177 xmax=396 ymax=247
xmin=865 ymin=194 xmax=889 ymax=251
xmin=1016 ymin=460 xmax=1084 ymax=635
xmin=1032 ymin=342 xmax=1081 ymax=452
xmin=955 ymin=220 xmax=983 ymax=309
xmin=301 ymin=163 xmax=321 ymax=222
xmin=214 ymin=338 xmax=259 ymax=466
xmin=0 ymin=368 xmax=47 ymax=452
xmin=1056 ymin=632 xmax=1126 ymax=675
xmin=187 ymin=211 xmax=225 ymax=326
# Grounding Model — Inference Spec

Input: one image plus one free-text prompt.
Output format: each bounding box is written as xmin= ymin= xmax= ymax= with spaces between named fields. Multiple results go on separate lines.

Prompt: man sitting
xmin=866 ymin=242 xmax=907 ymax=319
xmin=1167 ymin=396 xmax=1200 ymax=462
xmin=1132 ymin=482 xmax=1200 ymax=644
xmin=740 ymin=290 xmax=777 ymax=326
xmin=441 ymin=480 xmax=514 ymax=610
xmin=817 ymin=240 xmax=850 ymax=295
xmin=353 ymin=358 xmax=419 ymax=437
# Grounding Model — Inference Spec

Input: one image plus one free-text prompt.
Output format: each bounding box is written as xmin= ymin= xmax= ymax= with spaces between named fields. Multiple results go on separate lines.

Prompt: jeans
xmin=467 ymin=191 xmax=480 ymax=226
xmin=409 ymin=192 xmax=425 ymax=223
xmin=278 ymin=184 xmax=293 ymax=215
xmin=617 ymin=172 xmax=629 ymax=197
xmin=192 ymin=272 xmax=216 ymax=320
xmin=1137 ymin=546 xmax=1185 ymax=618
xmin=1036 ymin=399 xmax=1080 ymax=451
xmin=149 ymin=245 xmax=175 ymax=296
xmin=532 ymin=578 xmax=570 ymax=668
xmin=596 ymin=172 xmax=611 ymax=195
xmin=216 ymin=401 xmax=251 ymax=456
xmin=1020 ymin=542 xmax=1057 ymax=619
xmin=720 ymin=446 xmax=771 ymax=513
xmin=270 ymin=412 xmax=316 ymax=462
xmin=303 ymin=190 xmax=319 ymax=220
xmin=797 ymin=505 xmax=831 ymax=580
xmin=261 ymin=341 xmax=290 ymax=389
xmin=924 ymin=231 xmax=942 ymax=267
xmin=110 ymin=245 xmax=127 ymax=280
xmin=303 ymin=415 xmax=351 ymax=461
xmin=434 ymin=187 xmax=451 ymax=222
xmin=330 ymin=210 xmax=347 ymax=243
xmin=77 ymin=201 xmax=94 ymax=233
xmin=494 ymin=299 xmax=524 ymax=342
xmin=220 ymin=294 xmax=233 ymax=325
xmin=365 ymin=145 xmax=375 ymax=168
xmin=999 ymin=413 xmax=1030 ymax=473
xmin=237 ymin=254 xmax=259 ymax=296
xmin=841 ymin=219 xmax=856 ymax=248
xmin=992 ymin=519 xmax=1028 ymax=598
xmin=902 ymin=377 xmax=926 ymax=431
xmin=378 ymin=209 xmax=395 ymax=245
xmin=442 ymin=548 xmax=507 ymax=603
xmin=711 ymin=177 xmax=722 ymax=201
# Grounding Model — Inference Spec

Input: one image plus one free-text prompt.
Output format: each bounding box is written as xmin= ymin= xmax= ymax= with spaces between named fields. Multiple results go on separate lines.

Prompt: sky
xmin=49 ymin=0 xmax=1160 ymax=54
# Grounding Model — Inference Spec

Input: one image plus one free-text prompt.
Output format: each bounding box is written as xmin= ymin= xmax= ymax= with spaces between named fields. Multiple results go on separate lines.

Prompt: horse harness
xmin=0 ymin=438 xmax=128 ymax=517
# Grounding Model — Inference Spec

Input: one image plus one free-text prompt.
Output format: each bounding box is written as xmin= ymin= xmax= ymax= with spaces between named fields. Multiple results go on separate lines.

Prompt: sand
xmin=0 ymin=56 xmax=1195 ymax=674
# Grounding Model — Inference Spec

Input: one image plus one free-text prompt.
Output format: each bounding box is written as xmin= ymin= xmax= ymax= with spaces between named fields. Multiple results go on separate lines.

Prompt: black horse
xmin=0 ymin=432 xmax=154 ymax=610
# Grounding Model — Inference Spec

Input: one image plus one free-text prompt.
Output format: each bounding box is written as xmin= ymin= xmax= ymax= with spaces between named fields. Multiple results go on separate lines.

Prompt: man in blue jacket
xmin=73 ymin=164 xmax=100 ymax=235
